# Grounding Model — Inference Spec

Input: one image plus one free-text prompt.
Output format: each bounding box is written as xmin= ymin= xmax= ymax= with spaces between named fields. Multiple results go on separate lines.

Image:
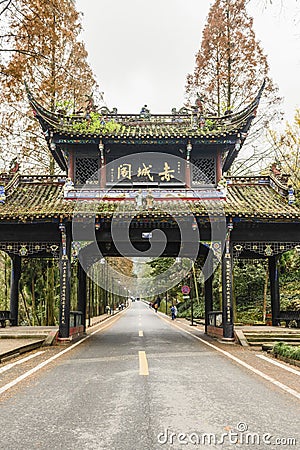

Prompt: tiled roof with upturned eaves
xmin=0 ymin=175 xmax=299 ymax=223
xmin=27 ymin=84 xmax=264 ymax=141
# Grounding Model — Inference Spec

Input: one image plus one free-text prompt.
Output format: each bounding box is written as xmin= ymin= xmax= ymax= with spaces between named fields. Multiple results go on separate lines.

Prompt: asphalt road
xmin=0 ymin=302 xmax=299 ymax=450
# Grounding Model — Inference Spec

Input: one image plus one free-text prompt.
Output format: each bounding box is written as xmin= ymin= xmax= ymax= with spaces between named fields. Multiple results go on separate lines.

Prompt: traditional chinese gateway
xmin=0 ymin=84 xmax=299 ymax=340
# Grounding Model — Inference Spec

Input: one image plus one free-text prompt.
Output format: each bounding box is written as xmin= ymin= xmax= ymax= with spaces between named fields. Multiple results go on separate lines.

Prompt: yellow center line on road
xmin=139 ymin=350 xmax=149 ymax=376
xmin=139 ymin=330 xmax=144 ymax=337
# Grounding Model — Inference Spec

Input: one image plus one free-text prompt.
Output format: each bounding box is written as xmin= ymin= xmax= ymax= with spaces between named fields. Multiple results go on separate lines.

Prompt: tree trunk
xmin=232 ymin=266 xmax=236 ymax=323
xmin=48 ymin=6 xmax=57 ymax=175
xmin=216 ymin=45 xmax=221 ymax=116
xmin=4 ymin=253 xmax=9 ymax=310
xmin=46 ymin=261 xmax=55 ymax=326
xmin=226 ymin=1 xmax=232 ymax=111
xmin=31 ymin=277 xmax=40 ymax=325
xmin=20 ymin=284 xmax=31 ymax=324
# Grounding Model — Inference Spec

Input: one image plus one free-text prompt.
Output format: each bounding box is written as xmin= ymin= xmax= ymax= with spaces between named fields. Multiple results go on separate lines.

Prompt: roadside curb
xmin=273 ymin=353 xmax=300 ymax=369
xmin=0 ymin=339 xmax=45 ymax=363
xmin=0 ymin=306 xmax=130 ymax=362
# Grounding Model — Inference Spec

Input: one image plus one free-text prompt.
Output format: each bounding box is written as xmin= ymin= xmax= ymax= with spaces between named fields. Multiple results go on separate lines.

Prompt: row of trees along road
xmin=0 ymin=0 xmax=99 ymax=174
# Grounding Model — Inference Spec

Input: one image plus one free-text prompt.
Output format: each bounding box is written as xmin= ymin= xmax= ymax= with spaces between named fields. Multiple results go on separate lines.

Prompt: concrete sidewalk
xmin=0 ymin=338 xmax=46 ymax=362
xmin=0 ymin=326 xmax=58 ymax=362
xmin=0 ymin=309 xmax=124 ymax=362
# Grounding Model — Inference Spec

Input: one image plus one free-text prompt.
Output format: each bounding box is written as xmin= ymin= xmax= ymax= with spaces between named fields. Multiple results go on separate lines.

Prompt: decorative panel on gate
xmin=191 ymin=157 xmax=216 ymax=186
xmin=75 ymin=157 xmax=99 ymax=185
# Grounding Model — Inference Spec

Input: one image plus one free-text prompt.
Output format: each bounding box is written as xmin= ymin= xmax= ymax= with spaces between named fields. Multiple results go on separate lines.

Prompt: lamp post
xmin=111 ymin=276 xmax=114 ymax=316
xmin=88 ymin=275 xmax=91 ymax=327
xmin=189 ymin=273 xmax=196 ymax=327
xmin=165 ymin=290 xmax=168 ymax=315
xmin=117 ymin=280 xmax=121 ymax=310
xmin=127 ymin=290 xmax=131 ymax=307
xmin=190 ymin=294 xmax=194 ymax=326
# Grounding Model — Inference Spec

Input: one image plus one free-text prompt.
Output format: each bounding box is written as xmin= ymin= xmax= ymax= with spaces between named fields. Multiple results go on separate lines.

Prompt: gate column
xmin=58 ymin=223 xmax=71 ymax=339
xmin=10 ymin=254 xmax=21 ymax=326
xmin=268 ymin=256 xmax=280 ymax=326
xmin=77 ymin=262 xmax=87 ymax=332
xmin=204 ymin=252 xmax=214 ymax=334
xmin=222 ymin=223 xmax=234 ymax=340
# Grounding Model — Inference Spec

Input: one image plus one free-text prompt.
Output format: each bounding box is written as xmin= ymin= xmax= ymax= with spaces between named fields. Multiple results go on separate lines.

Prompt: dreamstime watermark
xmin=72 ymin=152 xmax=227 ymax=297
xmin=157 ymin=423 xmax=297 ymax=446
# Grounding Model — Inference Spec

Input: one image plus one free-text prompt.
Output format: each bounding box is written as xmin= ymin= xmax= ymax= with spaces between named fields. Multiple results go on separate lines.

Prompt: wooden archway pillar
xmin=222 ymin=223 xmax=234 ymax=340
xmin=77 ymin=262 xmax=87 ymax=331
xmin=204 ymin=251 xmax=214 ymax=334
xmin=58 ymin=223 xmax=71 ymax=339
xmin=268 ymin=255 xmax=280 ymax=326
xmin=10 ymin=254 xmax=21 ymax=326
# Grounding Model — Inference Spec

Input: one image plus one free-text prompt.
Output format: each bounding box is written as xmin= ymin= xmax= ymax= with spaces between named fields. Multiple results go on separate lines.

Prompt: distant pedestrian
xmin=154 ymin=303 xmax=158 ymax=313
xmin=106 ymin=305 xmax=111 ymax=315
xmin=171 ymin=305 xmax=176 ymax=320
xmin=156 ymin=295 xmax=161 ymax=307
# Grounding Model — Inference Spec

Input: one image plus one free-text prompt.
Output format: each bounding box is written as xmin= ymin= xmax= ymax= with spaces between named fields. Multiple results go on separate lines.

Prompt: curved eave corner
xmin=25 ymin=84 xmax=67 ymax=172
xmin=222 ymin=80 xmax=266 ymax=173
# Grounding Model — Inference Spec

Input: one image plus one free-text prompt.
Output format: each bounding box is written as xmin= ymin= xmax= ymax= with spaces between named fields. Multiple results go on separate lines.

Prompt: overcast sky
xmin=75 ymin=0 xmax=300 ymax=121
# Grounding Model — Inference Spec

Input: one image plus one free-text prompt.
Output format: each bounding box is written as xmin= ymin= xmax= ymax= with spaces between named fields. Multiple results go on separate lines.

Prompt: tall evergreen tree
xmin=0 ymin=0 xmax=98 ymax=173
xmin=186 ymin=0 xmax=279 ymax=117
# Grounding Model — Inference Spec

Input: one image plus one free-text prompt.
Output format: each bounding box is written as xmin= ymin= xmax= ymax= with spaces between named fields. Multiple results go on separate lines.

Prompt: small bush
xmin=273 ymin=342 xmax=300 ymax=361
xmin=176 ymin=299 xmax=204 ymax=319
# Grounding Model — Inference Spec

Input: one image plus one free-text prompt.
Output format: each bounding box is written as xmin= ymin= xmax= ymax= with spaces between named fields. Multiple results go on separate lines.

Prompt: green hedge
xmin=273 ymin=342 xmax=300 ymax=361
xmin=176 ymin=299 xmax=204 ymax=319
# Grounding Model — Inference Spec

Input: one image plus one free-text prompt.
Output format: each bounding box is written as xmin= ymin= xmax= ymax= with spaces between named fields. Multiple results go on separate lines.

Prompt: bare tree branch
xmin=0 ymin=48 xmax=47 ymax=58
xmin=0 ymin=0 xmax=13 ymax=17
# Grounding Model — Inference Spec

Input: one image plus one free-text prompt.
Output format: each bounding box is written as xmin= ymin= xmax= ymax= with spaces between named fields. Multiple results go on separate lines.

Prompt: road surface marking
xmin=139 ymin=351 xmax=149 ymax=375
xmin=159 ymin=316 xmax=300 ymax=401
xmin=0 ymin=351 xmax=45 ymax=375
xmin=0 ymin=314 xmax=122 ymax=396
xmin=256 ymin=354 xmax=300 ymax=376
xmin=139 ymin=330 xmax=144 ymax=337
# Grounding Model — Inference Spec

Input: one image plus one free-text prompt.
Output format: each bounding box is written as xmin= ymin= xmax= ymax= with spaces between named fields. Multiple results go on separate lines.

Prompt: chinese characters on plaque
xmin=111 ymin=160 xmax=181 ymax=184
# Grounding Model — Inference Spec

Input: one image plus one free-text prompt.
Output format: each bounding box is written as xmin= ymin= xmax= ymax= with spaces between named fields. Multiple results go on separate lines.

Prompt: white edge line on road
xmin=0 ymin=351 xmax=45 ymax=375
xmin=0 ymin=314 xmax=121 ymax=395
xmin=256 ymin=353 xmax=300 ymax=376
xmin=159 ymin=316 xmax=300 ymax=401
